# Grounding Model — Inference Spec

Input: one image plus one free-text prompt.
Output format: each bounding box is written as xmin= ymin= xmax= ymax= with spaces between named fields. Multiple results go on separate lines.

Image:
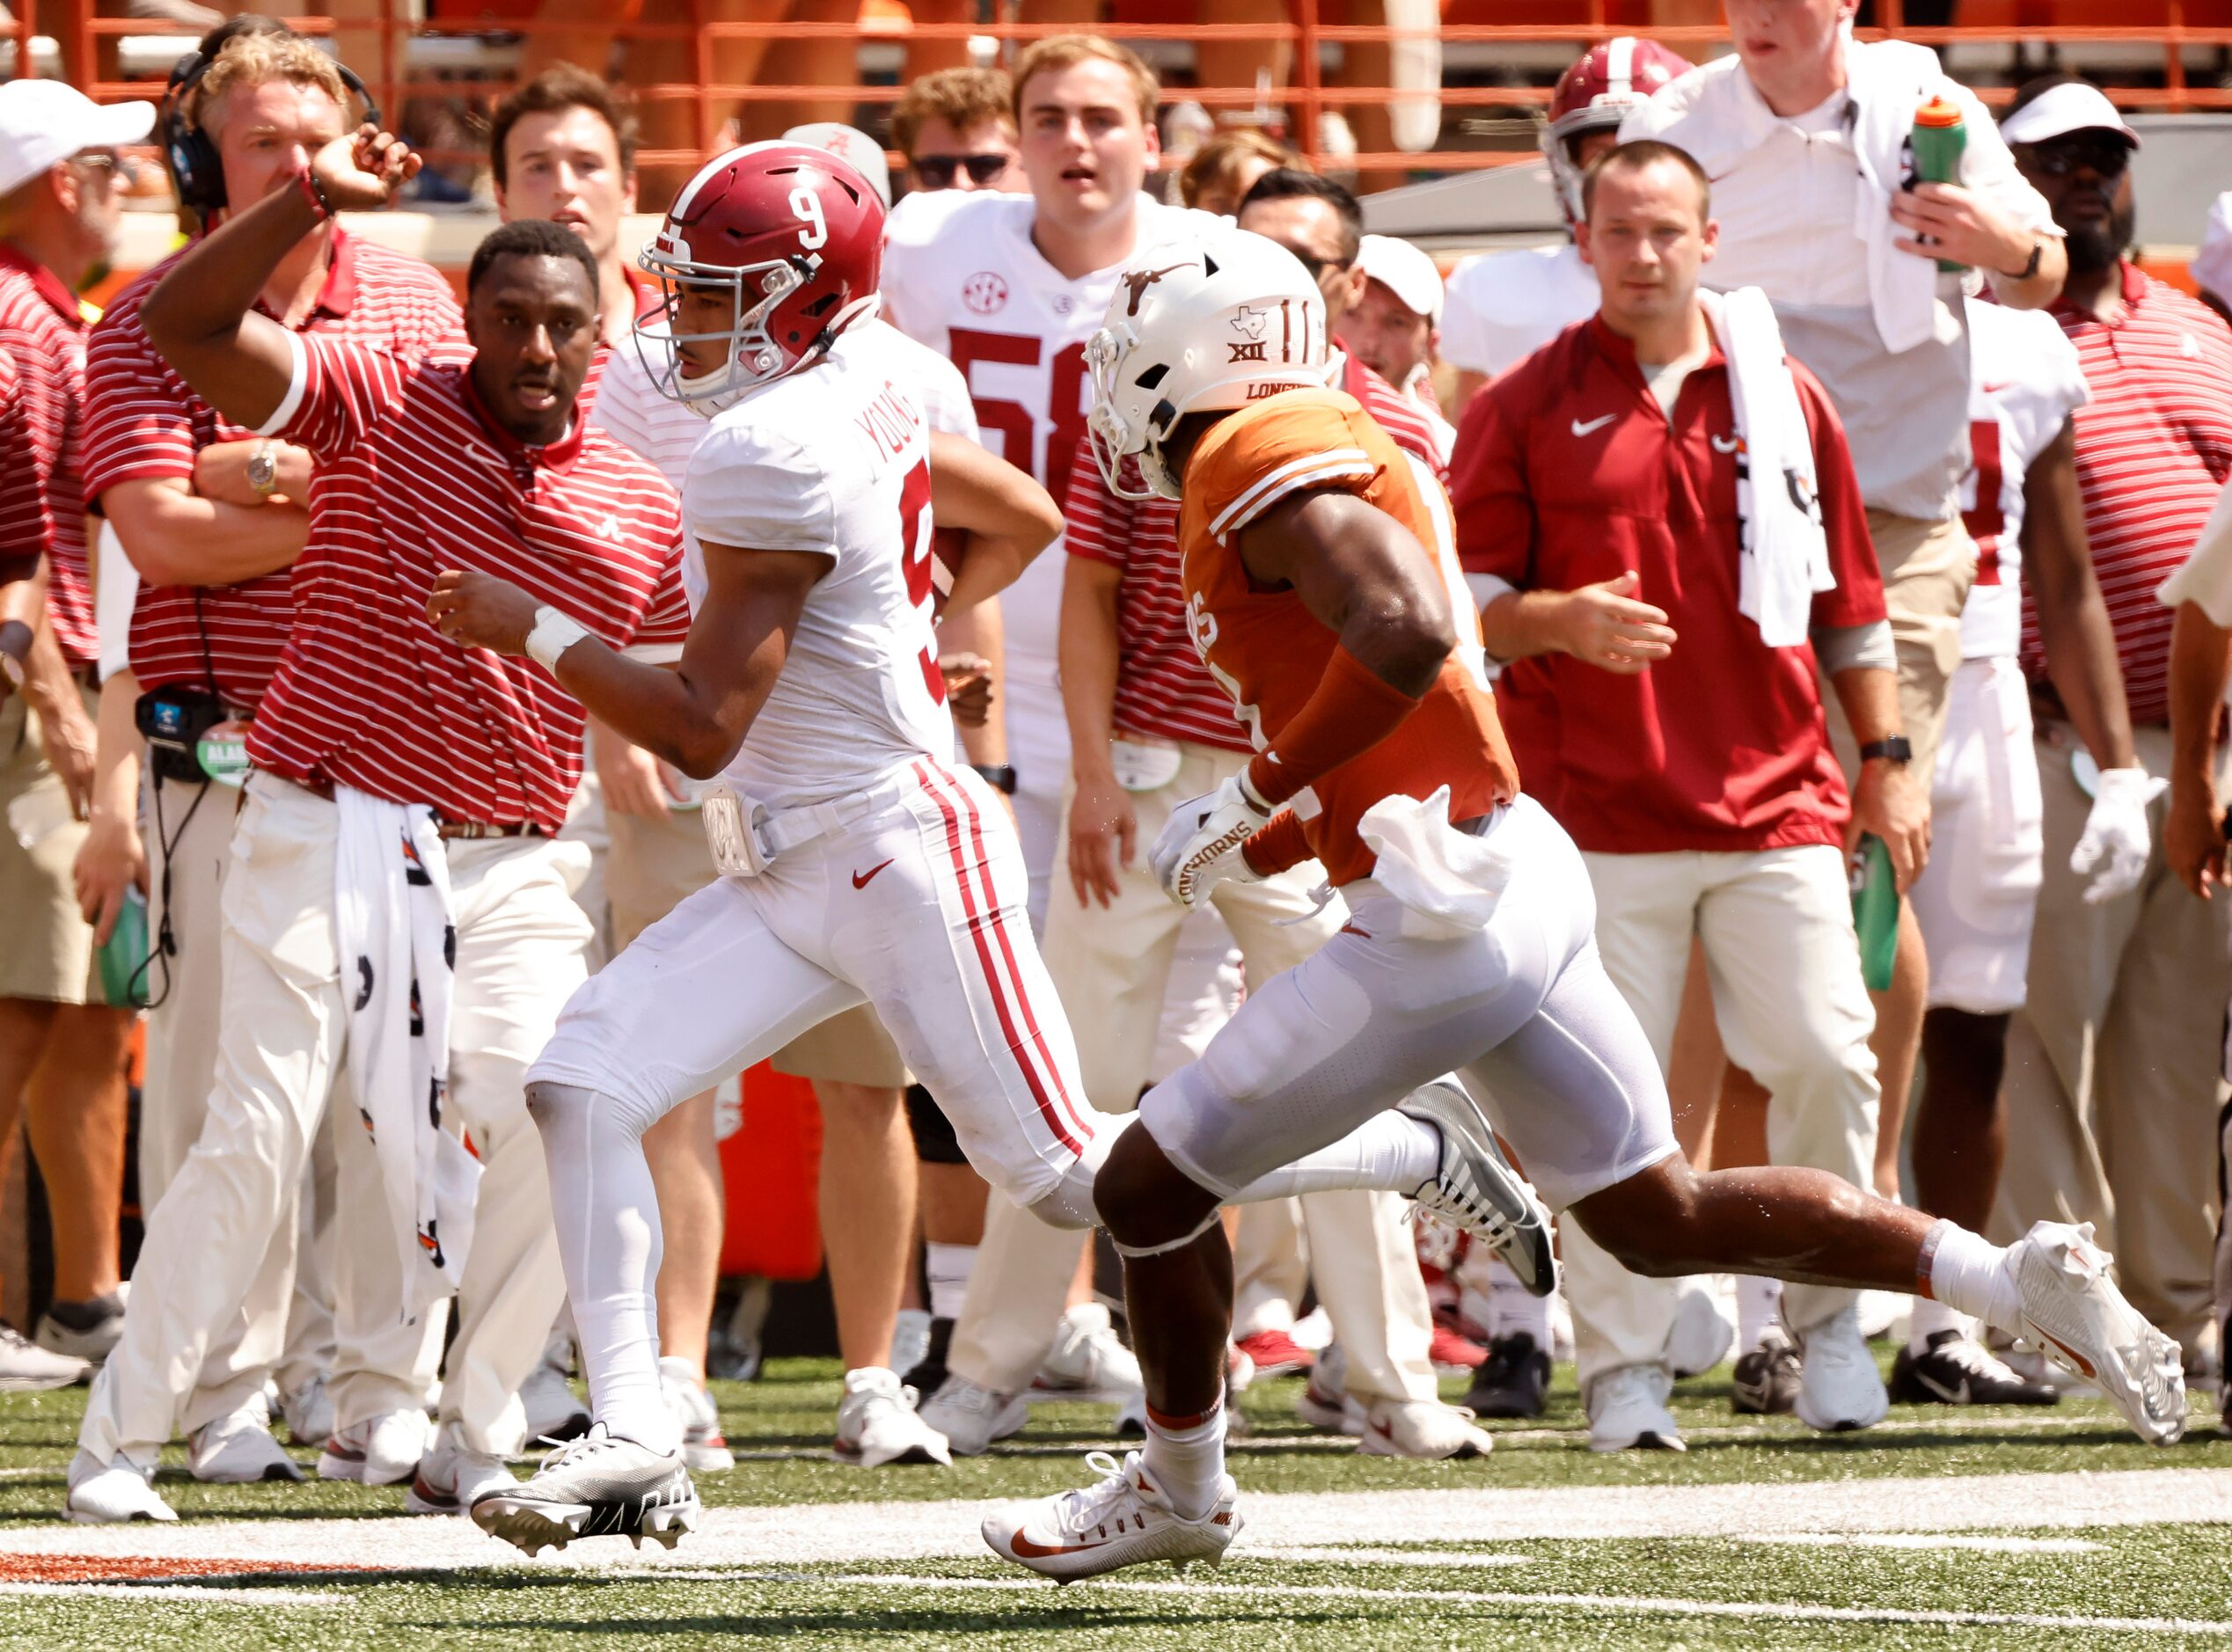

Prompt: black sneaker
xmin=1890 ymin=1329 xmax=2060 ymax=1407
xmin=1464 ymin=1332 xmax=1550 ymax=1419
xmin=1731 ymin=1330 xmax=1802 ymax=1415
xmin=901 ymin=1315 xmax=954 ymax=1398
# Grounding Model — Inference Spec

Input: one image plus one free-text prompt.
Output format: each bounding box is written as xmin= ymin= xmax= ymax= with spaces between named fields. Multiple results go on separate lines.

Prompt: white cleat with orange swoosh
xmin=983 ymin=1450 xmax=1240 ymax=1581
xmin=2009 ymin=1220 xmax=2186 ymax=1445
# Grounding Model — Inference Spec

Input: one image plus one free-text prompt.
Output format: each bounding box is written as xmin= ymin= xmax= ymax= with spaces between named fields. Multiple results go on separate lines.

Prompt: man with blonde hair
xmin=892 ymin=67 xmax=1022 ymax=195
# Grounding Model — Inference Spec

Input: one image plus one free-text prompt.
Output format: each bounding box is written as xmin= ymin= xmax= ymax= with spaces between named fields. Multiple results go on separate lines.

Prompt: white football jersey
xmin=1439 ymin=243 xmax=1600 ymax=380
xmin=593 ymin=317 xmax=978 ymax=493
xmin=683 ymin=323 xmax=953 ymax=810
xmin=881 ymin=189 xmax=1207 ymax=708
xmin=1957 ymin=299 xmax=2089 ymax=662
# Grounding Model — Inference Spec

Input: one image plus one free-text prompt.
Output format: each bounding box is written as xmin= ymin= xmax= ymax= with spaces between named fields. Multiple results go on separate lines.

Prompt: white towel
xmin=1701 ymin=286 xmax=1834 ymax=648
xmin=334 ymin=784 xmax=479 ymax=1324
xmin=1355 ymin=786 xmax=1515 ymax=939
xmin=1843 ymin=35 xmax=1952 ymax=356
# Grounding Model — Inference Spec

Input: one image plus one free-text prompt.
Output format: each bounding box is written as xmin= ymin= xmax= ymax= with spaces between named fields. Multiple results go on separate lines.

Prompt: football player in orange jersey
xmin=978 ymin=223 xmax=2188 ymax=1583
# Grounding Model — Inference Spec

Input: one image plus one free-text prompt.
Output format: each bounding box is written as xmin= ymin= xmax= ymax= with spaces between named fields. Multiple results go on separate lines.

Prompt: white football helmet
xmin=1086 ymin=225 xmax=1329 ymax=501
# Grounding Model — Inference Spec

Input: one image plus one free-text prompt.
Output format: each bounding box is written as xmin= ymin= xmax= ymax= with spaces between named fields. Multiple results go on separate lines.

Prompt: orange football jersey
xmin=1176 ymin=388 xmax=1520 ymax=885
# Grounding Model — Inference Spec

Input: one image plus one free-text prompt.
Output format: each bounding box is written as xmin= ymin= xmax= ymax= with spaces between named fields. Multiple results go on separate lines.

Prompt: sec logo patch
xmin=962 ymin=272 xmax=1009 ymax=315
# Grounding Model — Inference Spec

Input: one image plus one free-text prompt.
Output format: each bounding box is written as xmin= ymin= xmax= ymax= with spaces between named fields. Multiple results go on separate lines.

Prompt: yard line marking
xmin=0 ymin=1581 xmax=343 ymax=1606
xmin=1253 ymin=1547 xmax=1535 ymax=1568
xmin=1742 ymin=1533 xmax=2107 ymax=1554
xmin=829 ymin=1571 xmax=2232 ymax=1637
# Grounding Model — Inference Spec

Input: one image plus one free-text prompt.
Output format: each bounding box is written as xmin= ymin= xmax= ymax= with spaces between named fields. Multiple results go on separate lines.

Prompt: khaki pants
xmin=1562 ymin=844 xmax=1880 ymax=1385
xmin=81 ymin=775 xmax=582 ymax=1462
xmin=1994 ymin=720 xmax=2229 ymax=1352
xmin=137 ymin=761 xmax=442 ymax=1434
xmin=943 ymin=742 xmax=1437 ymax=1407
xmin=1858 ymin=508 xmax=1976 ymax=793
xmin=0 ymin=685 xmax=102 ymax=1005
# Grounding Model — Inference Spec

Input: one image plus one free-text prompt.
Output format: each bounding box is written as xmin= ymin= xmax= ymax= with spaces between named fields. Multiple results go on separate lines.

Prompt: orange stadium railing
xmin=11 ymin=0 xmax=2232 ymax=194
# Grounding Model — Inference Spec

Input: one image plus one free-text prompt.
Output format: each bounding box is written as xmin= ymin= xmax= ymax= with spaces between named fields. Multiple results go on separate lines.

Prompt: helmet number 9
xmin=790 ymin=186 xmax=829 ymax=252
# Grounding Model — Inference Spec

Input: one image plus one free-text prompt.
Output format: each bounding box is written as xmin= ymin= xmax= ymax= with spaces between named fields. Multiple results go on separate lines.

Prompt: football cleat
xmin=470 ymin=1425 xmax=699 ymax=1556
xmin=1465 ymin=1331 xmax=1551 ymax=1420
xmin=2009 ymin=1220 xmax=2185 ymax=1444
xmin=916 ymin=1373 xmax=1029 ymax=1457
xmin=1396 ymin=1079 xmax=1556 ymax=1297
xmin=1793 ymin=1305 xmax=1890 ymax=1433
xmin=1891 ymin=1329 xmax=2059 ymax=1407
xmin=983 ymin=1449 xmax=1240 ymax=1581
xmin=834 ymin=1366 xmax=952 ymax=1467
xmin=1588 ymin=1363 xmax=1685 ymax=1453
xmin=1731 ymin=1329 xmax=1803 ymax=1416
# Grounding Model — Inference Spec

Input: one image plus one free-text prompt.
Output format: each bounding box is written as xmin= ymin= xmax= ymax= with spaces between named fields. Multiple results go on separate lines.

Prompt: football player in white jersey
xmin=426 ymin=145 xmax=1542 ymax=1555
xmin=1898 ymin=296 xmax=2148 ymax=1404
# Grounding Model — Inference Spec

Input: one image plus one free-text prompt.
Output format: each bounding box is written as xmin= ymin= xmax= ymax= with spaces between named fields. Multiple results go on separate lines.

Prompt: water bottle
xmin=98 ymin=886 xmax=150 ymax=1009
xmin=1910 ymin=97 xmax=1967 ymax=274
xmin=1850 ymin=833 xmax=1899 ymax=994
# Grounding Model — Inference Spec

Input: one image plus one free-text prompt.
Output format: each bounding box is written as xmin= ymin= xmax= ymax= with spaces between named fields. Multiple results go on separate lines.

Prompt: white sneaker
xmin=1034 ymin=1303 xmax=1143 ymax=1400
xmin=0 ymin=1324 xmax=88 ymax=1391
xmin=1359 ymin=1398 xmax=1493 ymax=1459
xmin=65 ymin=1450 xmax=176 ymax=1524
xmin=1858 ymin=1287 xmax=1910 ymax=1343
xmin=1397 ymin=1079 xmax=1557 ymax=1296
xmin=659 ymin=1357 xmax=735 ymax=1474
xmin=319 ymin=1407 xmax=430 ymax=1485
xmin=278 ymin=1373 xmax=334 ymax=1450
xmin=890 ymin=1309 xmax=933 ymax=1383
xmin=2009 ymin=1220 xmax=2185 ymax=1444
xmin=1588 ymin=1363 xmax=1686 ymax=1452
xmin=1667 ymin=1277 xmax=1736 ymax=1379
xmin=189 ymin=1403 xmax=303 ymax=1483
xmin=405 ymin=1421 xmax=516 ymax=1516
xmin=983 ymin=1449 xmax=1240 ymax=1580
xmin=835 ymin=1367 xmax=953 ymax=1467
xmin=470 ymin=1424 xmax=698 ymax=1556
xmin=34 ymin=1297 xmax=125 ymax=1367
xmin=520 ymin=1353 xmax=590 ymax=1446
xmin=917 ymin=1373 xmax=1028 ymax=1456
xmin=1294 ymin=1342 xmax=1366 ymax=1436
xmin=1793 ymin=1305 xmax=1890 ymax=1433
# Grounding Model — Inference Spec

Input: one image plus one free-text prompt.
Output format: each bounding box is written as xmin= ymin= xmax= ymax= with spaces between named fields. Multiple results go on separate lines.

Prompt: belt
xmin=266 ymin=771 xmax=545 ymax=839
xmin=751 ymin=774 xmax=911 ymax=861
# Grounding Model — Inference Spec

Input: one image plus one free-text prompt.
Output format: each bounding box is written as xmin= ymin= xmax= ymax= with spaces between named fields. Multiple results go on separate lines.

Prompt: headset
xmin=162 ymin=30 xmax=380 ymax=216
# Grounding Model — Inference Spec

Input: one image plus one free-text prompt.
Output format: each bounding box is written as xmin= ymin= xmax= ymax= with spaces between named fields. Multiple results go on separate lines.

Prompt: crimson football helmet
xmin=638 ymin=142 xmax=885 ymax=416
xmin=1543 ymin=37 xmax=1694 ymax=224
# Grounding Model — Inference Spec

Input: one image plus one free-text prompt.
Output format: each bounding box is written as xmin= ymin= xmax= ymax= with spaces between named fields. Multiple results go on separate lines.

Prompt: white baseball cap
xmin=781 ymin=121 xmax=891 ymax=208
xmin=0 ymin=80 xmax=156 ymax=198
xmin=1354 ymin=233 xmax=1444 ymax=325
xmin=1999 ymin=80 xmax=2141 ymax=150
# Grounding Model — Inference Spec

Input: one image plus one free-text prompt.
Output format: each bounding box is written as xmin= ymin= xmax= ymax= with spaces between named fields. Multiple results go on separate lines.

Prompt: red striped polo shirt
xmin=0 ymin=246 xmax=94 ymax=668
xmin=82 ymin=230 xmax=461 ymax=707
xmin=2020 ymin=263 xmax=2232 ymax=725
xmin=0 ymin=352 xmax=47 ymax=584
xmin=248 ymin=332 xmax=690 ymax=831
xmin=1059 ymin=372 xmax=1450 ymax=755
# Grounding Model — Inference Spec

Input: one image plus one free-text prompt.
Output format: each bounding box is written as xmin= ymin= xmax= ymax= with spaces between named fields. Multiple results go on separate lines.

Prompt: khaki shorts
xmin=606 ymin=801 xmax=911 ymax=1090
xmin=0 ymin=683 xmax=105 ymax=1005
xmin=1824 ymin=508 xmax=1977 ymax=790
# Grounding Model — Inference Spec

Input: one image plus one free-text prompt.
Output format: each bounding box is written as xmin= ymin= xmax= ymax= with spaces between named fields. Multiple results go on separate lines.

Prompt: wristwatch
xmin=1859 ymin=736 xmax=1914 ymax=764
xmin=971 ymin=763 xmax=1018 ymax=796
xmin=246 ymin=440 xmax=280 ymax=500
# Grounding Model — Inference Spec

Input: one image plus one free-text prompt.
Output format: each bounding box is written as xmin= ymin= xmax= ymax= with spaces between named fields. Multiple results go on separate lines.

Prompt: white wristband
xmin=525 ymin=605 xmax=590 ymax=673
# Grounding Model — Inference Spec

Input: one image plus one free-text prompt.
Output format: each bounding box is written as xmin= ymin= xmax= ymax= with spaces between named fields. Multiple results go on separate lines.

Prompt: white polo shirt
xmin=1623 ymin=41 xmax=2058 ymax=523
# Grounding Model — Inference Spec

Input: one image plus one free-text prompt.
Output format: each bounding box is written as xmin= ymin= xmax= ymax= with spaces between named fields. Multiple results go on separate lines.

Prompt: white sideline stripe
xmin=1743 ymin=1533 xmax=2106 ymax=1555
xmin=830 ymin=1572 xmax=2232 ymax=1637
xmin=0 ymin=1581 xmax=344 ymax=1606
xmin=1255 ymin=1547 xmax=1535 ymax=1568
xmin=2 ymin=1467 xmax=2224 ymax=1570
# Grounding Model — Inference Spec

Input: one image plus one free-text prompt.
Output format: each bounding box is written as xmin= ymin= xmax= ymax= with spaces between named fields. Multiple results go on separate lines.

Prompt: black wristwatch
xmin=1859 ymin=736 xmax=1913 ymax=764
xmin=971 ymin=763 xmax=1018 ymax=795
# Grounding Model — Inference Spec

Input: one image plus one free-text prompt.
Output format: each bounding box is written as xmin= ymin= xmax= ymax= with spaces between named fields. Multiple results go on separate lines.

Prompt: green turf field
xmin=4 ymin=1354 xmax=2228 ymax=1648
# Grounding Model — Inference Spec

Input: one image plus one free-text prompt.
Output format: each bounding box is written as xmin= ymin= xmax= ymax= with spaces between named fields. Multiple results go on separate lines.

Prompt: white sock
xmin=528 ymin=1083 xmax=682 ymax=1456
xmin=925 ymin=1242 xmax=977 ymax=1321
xmin=1738 ymin=1274 xmax=1784 ymax=1354
xmin=1227 ymin=1114 xmax=1438 ymax=1202
xmin=1907 ymin=1293 xmax=1967 ymax=1353
xmin=1921 ymin=1219 xmax=2022 ymax=1340
xmin=1487 ymin=1256 xmax=1553 ymax=1346
xmin=1141 ymin=1401 xmax=1226 ymax=1521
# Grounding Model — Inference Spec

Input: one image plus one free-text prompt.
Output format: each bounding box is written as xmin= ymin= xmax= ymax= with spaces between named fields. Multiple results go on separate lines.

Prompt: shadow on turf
xmin=510 ymin=1606 xmax=1307 ymax=1637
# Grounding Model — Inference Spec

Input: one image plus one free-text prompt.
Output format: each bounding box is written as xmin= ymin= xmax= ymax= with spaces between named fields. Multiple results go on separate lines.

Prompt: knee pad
xmin=904 ymin=1084 xmax=968 ymax=1166
xmin=1026 ymin=1158 xmax=1101 ymax=1232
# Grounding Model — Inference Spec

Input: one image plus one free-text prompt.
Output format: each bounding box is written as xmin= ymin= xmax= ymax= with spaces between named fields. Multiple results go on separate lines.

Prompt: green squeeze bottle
xmin=1911 ymin=96 xmax=1967 ymax=274
xmin=1850 ymin=834 xmax=1899 ymax=993
xmin=97 ymin=886 xmax=150 ymax=1010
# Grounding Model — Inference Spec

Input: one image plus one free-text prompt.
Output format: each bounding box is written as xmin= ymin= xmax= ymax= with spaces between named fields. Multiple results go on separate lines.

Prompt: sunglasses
xmin=2023 ymin=136 xmax=2132 ymax=179
xmin=913 ymin=153 xmax=1011 ymax=188
xmin=1291 ymin=251 xmax=1356 ymax=284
